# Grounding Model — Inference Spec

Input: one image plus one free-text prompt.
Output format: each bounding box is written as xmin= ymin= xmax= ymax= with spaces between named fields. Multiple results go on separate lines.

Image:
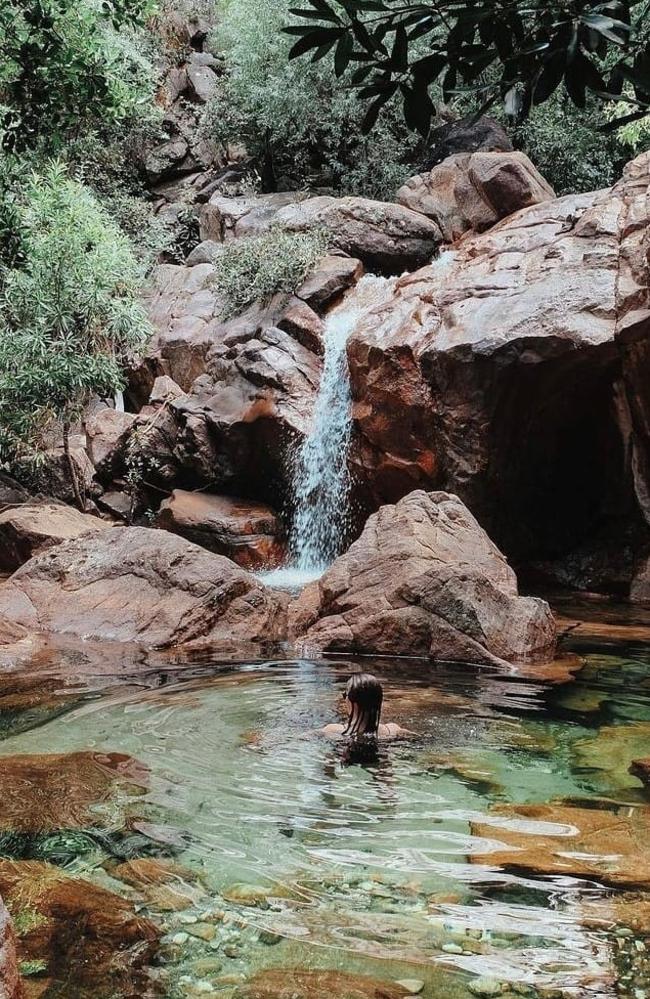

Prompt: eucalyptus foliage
xmin=286 ymin=1 xmax=650 ymax=136
xmin=0 ymin=164 xmax=151 ymax=468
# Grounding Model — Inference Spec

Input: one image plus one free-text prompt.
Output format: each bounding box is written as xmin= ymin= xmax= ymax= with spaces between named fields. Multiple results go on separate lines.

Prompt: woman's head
xmin=343 ymin=672 xmax=383 ymax=736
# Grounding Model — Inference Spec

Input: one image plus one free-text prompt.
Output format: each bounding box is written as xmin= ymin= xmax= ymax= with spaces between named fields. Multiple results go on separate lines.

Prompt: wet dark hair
xmin=343 ymin=672 xmax=383 ymax=737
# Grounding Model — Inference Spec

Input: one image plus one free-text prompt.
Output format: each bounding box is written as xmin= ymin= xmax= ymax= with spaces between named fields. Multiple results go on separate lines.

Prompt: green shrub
xmin=201 ymin=0 xmax=420 ymax=198
xmin=214 ymin=229 xmax=328 ymax=317
xmin=0 ymin=162 xmax=151 ymax=493
xmin=512 ymin=96 xmax=630 ymax=196
xmin=0 ymin=0 xmax=156 ymax=154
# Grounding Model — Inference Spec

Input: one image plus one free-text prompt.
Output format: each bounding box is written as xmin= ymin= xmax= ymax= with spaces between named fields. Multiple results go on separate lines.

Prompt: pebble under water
xmin=3 ymin=636 xmax=650 ymax=998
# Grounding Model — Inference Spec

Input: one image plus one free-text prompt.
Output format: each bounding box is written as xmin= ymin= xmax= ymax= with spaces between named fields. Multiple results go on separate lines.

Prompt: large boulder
xmin=348 ymin=153 xmax=650 ymax=595
xmin=155 ymin=490 xmax=286 ymax=570
xmin=290 ymin=491 xmax=556 ymax=664
xmin=0 ymin=527 xmax=287 ymax=648
xmin=200 ymin=192 xmax=442 ymax=273
xmin=85 ymin=409 xmax=138 ymax=480
xmin=396 ymin=150 xmax=555 ymax=242
xmin=0 ymin=502 xmax=112 ymax=572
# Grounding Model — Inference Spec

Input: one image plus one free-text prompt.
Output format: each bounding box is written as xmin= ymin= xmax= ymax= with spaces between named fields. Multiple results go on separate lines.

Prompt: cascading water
xmin=289 ymin=274 xmax=397 ymax=575
xmin=261 ymin=253 xmax=456 ymax=589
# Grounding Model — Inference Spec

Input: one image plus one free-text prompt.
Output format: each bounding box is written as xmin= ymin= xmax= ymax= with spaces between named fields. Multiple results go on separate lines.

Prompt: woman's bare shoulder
xmin=378 ymin=722 xmax=416 ymax=739
xmin=319 ymin=723 xmax=345 ymax=739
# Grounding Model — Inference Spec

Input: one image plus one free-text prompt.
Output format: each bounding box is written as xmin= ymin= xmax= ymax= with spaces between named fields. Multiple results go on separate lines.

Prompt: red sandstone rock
xmin=396 ymin=150 xmax=555 ymax=242
xmin=296 ymin=253 xmax=363 ymax=310
xmin=348 ymin=153 xmax=650 ymax=592
xmin=290 ymin=490 xmax=556 ymax=664
xmin=0 ymin=502 xmax=112 ymax=572
xmin=0 ymin=527 xmax=287 ymax=648
xmin=155 ymin=490 xmax=285 ymax=569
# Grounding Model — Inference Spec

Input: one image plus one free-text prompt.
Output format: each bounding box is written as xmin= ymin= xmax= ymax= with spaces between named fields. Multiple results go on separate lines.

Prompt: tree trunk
xmin=62 ymin=421 xmax=84 ymax=512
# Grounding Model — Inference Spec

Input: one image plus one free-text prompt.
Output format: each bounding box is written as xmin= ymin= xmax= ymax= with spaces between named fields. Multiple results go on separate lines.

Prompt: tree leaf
xmin=334 ymin=31 xmax=353 ymax=76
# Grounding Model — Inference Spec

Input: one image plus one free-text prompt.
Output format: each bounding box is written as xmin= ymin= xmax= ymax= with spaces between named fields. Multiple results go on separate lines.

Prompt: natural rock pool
xmin=2 ymin=628 xmax=650 ymax=999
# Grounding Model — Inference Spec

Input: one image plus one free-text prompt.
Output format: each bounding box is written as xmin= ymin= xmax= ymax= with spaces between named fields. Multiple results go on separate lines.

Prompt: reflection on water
xmin=2 ymin=647 xmax=650 ymax=997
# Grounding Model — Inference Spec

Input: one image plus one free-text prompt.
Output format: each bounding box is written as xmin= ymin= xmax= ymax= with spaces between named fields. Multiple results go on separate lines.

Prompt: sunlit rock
xmin=0 ymin=502 xmax=112 ymax=572
xmin=291 ymin=490 xmax=556 ymax=665
xmin=0 ymin=527 xmax=287 ymax=648
xmin=397 ymin=150 xmax=554 ymax=242
xmin=155 ymin=490 xmax=286 ymax=570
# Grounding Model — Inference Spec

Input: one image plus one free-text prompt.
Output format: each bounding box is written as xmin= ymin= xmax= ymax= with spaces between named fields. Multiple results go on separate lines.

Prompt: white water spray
xmin=290 ymin=274 xmax=397 ymax=573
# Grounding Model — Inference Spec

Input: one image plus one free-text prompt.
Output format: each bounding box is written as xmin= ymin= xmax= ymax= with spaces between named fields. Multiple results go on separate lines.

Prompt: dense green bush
xmin=0 ymin=164 xmax=151 ymax=499
xmin=214 ymin=228 xmax=328 ymax=317
xmin=0 ymin=0 xmax=156 ymax=154
xmin=201 ymin=0 xmax=421 ymax=198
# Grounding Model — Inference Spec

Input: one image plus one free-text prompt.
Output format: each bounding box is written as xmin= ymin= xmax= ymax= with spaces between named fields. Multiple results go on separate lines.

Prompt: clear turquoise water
xmin=3 ymin=645 xmax=650 ymax=998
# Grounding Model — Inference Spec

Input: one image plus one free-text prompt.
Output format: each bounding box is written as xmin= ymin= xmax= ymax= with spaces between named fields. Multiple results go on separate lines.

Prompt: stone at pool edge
xmin=0 ymin=526 xmax=287 ymax=649
xmin=0 ymin=502 xmax=113 ymax=573
xmin=0 ymin=859 xmax=159 ymax=996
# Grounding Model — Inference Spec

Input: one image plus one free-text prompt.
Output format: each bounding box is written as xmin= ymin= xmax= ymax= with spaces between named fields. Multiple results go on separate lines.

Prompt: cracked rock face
xmin=290 ymin=490 xmax=556 ymax=665
xmin=0 ymin=527 xmax=287 ymax=649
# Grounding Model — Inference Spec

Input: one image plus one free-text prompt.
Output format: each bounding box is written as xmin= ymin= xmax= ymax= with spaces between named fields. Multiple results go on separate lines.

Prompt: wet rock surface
xmin=0 ymin=527 xmax=287 ymax=648
xmin=291 ymin=490 xmax=556 ymax=664
xmin=155 ymin=490 xmax=286 ymax=570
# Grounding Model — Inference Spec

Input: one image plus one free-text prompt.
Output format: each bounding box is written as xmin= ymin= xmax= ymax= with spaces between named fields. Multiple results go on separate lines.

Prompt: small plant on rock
xmin=214 ymin=228 xmax=328 ymax=318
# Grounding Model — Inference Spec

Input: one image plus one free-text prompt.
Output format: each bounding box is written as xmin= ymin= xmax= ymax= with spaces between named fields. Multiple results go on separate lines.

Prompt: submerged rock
xmin=234 ymin=969 xmax=411 ymax=999
xmin=0 ymin=502 xmax=112 ymax=572
xmin=0 ymin=527 xmax=287 ymax=648
xmin=112 ymin=858 xmax=206 ymax=912
xmin=471 ymin=802 xmax=650 ymax=888
xmin=155 ymin=490 xmax=285 ymax=570
xmin=290 ymin=490 xmax=556 ymax=665
xmin=0 ymin=859 xmax=159 ymax=996
xmin=0 ymin=750 xmax=147 ymax=835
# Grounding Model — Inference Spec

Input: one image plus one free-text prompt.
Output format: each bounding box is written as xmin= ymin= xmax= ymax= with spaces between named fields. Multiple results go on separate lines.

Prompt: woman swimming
xmin=321 ymin=672 xmax=413 ymax=740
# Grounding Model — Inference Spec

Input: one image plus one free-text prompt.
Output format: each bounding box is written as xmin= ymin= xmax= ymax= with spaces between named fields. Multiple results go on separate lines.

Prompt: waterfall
xmin=290 ymin=274 xmax=396 ymax=576
xmin=260 ymin=253 xmax=455 ymax=589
